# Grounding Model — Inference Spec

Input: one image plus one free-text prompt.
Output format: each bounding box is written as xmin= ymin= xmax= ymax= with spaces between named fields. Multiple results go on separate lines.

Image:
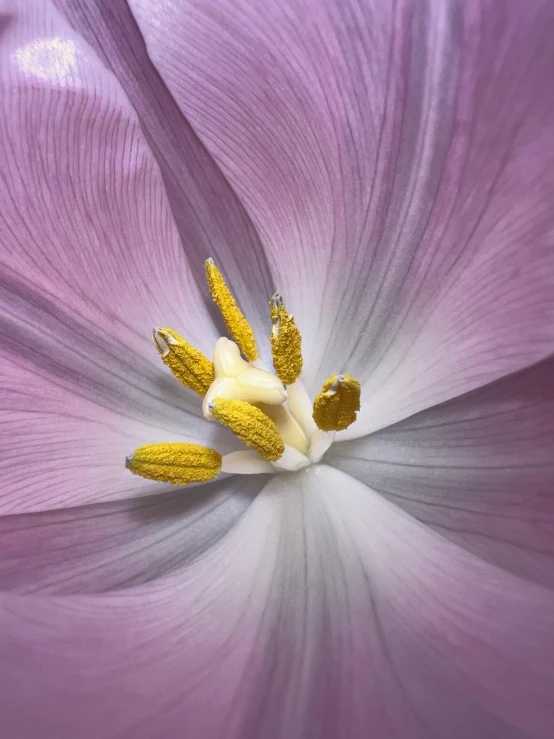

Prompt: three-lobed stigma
xmin=126 ymin=259 xmax=361 ymax=484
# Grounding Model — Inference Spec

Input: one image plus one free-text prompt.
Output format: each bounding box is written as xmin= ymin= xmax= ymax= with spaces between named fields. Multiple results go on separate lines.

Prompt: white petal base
xmin=286 ymin=379 xmax=317 ymax=440
xmin=308 ymin=429 xmax=336 ymax=463
xmin=271 ymin=445 xmax=310 ymax=472
xmin=221 ymin=451 xmax=274 ymax=474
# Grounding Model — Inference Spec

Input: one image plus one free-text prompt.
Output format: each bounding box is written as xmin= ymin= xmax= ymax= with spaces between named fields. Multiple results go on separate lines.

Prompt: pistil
xmin=125 ymin=259 xmax=362 ymax=486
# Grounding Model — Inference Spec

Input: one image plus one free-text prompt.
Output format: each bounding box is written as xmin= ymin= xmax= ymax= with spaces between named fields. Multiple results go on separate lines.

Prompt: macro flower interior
xmin=1 ymin=1 xmax=554 ymax=738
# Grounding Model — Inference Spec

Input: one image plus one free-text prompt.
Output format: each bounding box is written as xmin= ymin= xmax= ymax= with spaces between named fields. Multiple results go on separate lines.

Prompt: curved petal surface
xmin=329 ymin=356 xmax=554 ymax=587
xmin=0 ymin=276 xmax=240 ymax=514
xmin=0 ymin=1 xmax=224 ymax=510
xmin=53 ymin=0 xmax=275 ymax=356
xmin=0 ymin=474 xmax=262 ymax=594
xmin=1 ymin=466 xmax=553 ymax=738
xmin=130 ymin=0 xmax=554 ymax=430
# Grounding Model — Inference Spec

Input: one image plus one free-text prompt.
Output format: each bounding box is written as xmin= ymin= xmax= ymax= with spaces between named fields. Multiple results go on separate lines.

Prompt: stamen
xmin=153 ymin=327 xmax=214 ymax=397
xmin=269 ymin=292 xmax=303 ymax=385
xmin=312 ymin=374 xmax=361 ymax=431
xmin=205 ymin=258 xmax=258 ymax=361
xmin=125 ymin=442 xmax=221 ymax=484
xmin=209 ymin=397 xmax=284 ymax=461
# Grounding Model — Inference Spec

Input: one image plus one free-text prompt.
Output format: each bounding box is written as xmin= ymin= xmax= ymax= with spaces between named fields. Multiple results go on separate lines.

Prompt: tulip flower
xmin=1 ymin=0 xmax=553 ymax=737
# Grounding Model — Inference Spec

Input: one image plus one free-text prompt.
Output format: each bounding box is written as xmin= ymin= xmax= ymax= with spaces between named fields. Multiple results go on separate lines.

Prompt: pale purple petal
xmin=130 ymin=0 xmax=554 ymax=430
xmin=53 ymin=0 xmax=275 ymax=354
xmin=0 ymin=1 xmax=226 ymax=510
xmin=0 ymin=282 xmax=238 ymax=514
xmin=1 ymin=0 xmax=215 ymax=352
xmin=0 ymin=481 xmax=283 ymax=739
xmin=329 ymin=356 xmax=554 ymax=587
xmin=0 ymin=475 xmax=261 ymax=593
xmin=1 ymin=466 xmax=553 ymax=738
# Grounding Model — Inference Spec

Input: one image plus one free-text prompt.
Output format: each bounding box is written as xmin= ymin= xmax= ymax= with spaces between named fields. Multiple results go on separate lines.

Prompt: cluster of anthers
xmin=125 ymin=259 xmax=361 ymax=485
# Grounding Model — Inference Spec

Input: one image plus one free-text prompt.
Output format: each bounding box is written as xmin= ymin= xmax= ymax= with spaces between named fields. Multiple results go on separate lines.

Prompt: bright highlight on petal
xmin=205 ymin=258 xmax=259 ymax=361
xmin=15 ymin=37 xmax=81 ymax=87
xmin=209 ymin=397 xmax=284 ymax=461
xmin=269 ymin=292 xmax=303 ymax=384
xmin=313 ymin=374 xmax=361 ymax=432
xmin=125 ymin=442 xmax=221 ymax=484
xmin=153 ymin=327 xmax=214 ymax=396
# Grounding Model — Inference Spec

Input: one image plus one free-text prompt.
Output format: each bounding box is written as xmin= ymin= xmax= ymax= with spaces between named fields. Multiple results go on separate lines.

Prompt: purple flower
xmin=1 ymin=0 xmax=554 ymax=737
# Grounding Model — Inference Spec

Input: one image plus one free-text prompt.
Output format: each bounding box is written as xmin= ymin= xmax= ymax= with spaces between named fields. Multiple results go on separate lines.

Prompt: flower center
xmin=125 ymin=260 xmax=361 ymax=485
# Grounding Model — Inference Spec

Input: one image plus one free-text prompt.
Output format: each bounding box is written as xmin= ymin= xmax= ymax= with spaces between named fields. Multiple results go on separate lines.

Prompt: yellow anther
xmin=125 ymin=442 xmax=221 ymax=485
xmin=269 ymin=293 xmax=303 ymax=385
xmin=312 ymin=374 xmax=361 ymax=432
xmin=209 ymin=397 xmax=284 ymax=462
xmin=205 ymin=258 xmax=258 ymax=361
xmin=153 ymin=327 xmax=214 ymax=397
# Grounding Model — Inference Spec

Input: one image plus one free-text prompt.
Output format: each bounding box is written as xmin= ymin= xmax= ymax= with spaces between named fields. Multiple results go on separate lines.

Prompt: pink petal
xmin=1 ymin=466 xmax=553 ymax=738
xmin=0 ymin=479 xmax=283 ymax=739
xmin=330 ymin=356 xmax=554 ymax=587
xmin=130 ymin=0 xmax=554 ymax=429
xmin=0 ymin=1 xmax=225 ymax=510
xmin=0 ymin=474 xmax=262 ymax=594
xmin=53 ymin=0 xmax=275 ymax=354
xmin=1 ymin=0 xmax=215 ymax=353
xmin=0 ymin=280 xmax=237 ymax=514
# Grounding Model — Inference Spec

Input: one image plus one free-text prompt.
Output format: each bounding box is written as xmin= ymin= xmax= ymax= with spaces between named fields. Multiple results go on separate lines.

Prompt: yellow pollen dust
xmin=205 ymin=259 xmax=259 ymax=362
xmin=269 ymin=293 xmax=303 ymax=385
xmin=125 ymin=442 xmax=221 ymax=485
xmin=312 ymin=374 xmax=361 ymax=432
xmin=209 ymin=397 xmax=285 ymax=462
xmin=153 ymin=327 xmax=214 ymax=397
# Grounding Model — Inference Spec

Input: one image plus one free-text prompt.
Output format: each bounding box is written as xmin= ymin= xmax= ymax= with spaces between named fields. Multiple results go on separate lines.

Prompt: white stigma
xmin=202 ymin=337 xmax=288 ymax=419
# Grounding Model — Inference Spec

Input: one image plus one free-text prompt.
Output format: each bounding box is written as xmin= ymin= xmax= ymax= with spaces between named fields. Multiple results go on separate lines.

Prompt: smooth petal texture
xmin=0 ymin=0 xmax=227 ymax=510
xmin=0 ymin=475 xmax=261 ymax=594
xmin=53 ymin=0 xmax=275 ymax=356
xmin=1 ymin=466 xmax=553 ymax=739
xmin=0 ymin=480 xmax=285 ymax=739
xmin=0 ymin=275 xmax=241 ymax=514
xmin=131 ymin=0 xmax=554 ymax=431
xmin=328 ymin=356 xmax=554 ymax=588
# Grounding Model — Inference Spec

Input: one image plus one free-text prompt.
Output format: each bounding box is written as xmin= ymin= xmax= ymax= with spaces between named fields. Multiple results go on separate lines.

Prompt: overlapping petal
xmin=1 ymin=3 xmax=553 ymax=737
xmin=0 ymin=474 xmax=262 ymax=593
xmin=329 ymin=356 xmax=554 ymax=587
xmin=53 ymin=0 xmax=275 ymax=354
xmin=1 ymin=466 xmax=553 ymax=739
xmin=0 ymin=0 xmax=233 ymax=510
xmin=0 ymin=0 xmax=215 ymax=350
xmin=130 ymin=0 xmax=554 ymax=431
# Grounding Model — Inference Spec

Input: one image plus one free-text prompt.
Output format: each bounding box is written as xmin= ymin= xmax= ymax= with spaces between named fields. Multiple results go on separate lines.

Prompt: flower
xmin=1 ymin=0 xmax=554 ymax=737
